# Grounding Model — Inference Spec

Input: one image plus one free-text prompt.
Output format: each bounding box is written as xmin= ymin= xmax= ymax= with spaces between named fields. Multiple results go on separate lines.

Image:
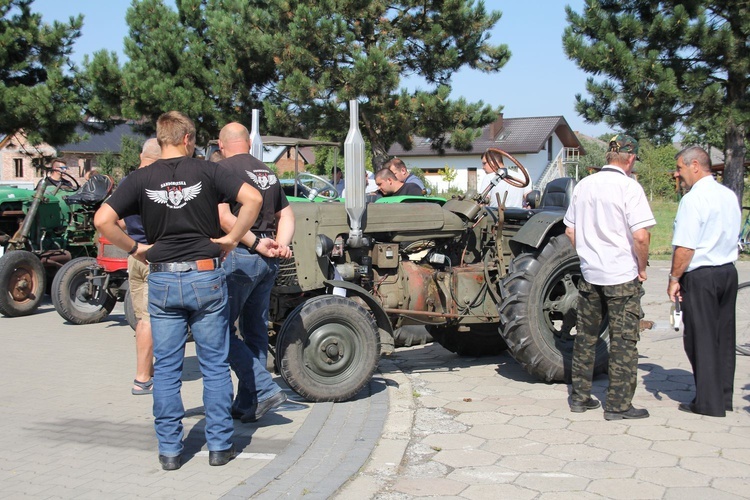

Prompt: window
xmin=14 ymin=158 xmax=23 ymax=177
xmin=547 ymin=137 xmax=553 ymax=162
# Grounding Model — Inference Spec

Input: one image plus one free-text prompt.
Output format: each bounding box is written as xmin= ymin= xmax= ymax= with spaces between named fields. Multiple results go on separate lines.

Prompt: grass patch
xmin=648 ymin=197 xmax=677 ymax=259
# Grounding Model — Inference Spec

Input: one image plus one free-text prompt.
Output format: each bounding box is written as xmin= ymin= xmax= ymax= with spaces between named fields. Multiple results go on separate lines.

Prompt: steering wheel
xmin=296 ymin=172 xmax=339 ymax=201
xmin=484 ymin=148 xmax=530 ymax=188
xmin=58 ymin=171 xmax=81 ymax=192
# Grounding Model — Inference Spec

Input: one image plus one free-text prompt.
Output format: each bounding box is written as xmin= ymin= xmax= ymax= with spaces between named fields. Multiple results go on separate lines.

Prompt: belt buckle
xmin=195 ymin=259 xmax=215 ymax=271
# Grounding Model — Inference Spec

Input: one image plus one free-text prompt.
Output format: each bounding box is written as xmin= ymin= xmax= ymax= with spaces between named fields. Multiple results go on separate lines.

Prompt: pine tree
xmin=87 ymin=0 xmax=509 ymax=166
xmin=563 ymin=0 xmax=749 ymax=202
xmin=0 ymin=0 xmax=84 ymax=145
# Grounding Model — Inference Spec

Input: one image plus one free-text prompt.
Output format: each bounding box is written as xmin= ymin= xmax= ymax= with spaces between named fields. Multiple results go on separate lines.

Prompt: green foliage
xmin=96 ymin=151 xmax=118 ymax=179
xmin=0 ymin=0 xmax=85 ymax=145
xmin=563 ymin=1 xmax=749 ymax=202
xmin=637 ymin=141 xmax=678 ymax=201
xmin=438 ymin=166 xmax=458 ymax=189
xmin=96 ymin=136 xmax=145 ymax=181
xmin=575 ymin=135 xmax=608 ymax=178
xmin=86 ymin=0 xmax=509 ymax=167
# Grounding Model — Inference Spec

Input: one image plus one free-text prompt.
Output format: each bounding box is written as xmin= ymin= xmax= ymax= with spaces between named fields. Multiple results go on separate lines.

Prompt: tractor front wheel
xmin=0 ymin=250 xmax=47 ymax=317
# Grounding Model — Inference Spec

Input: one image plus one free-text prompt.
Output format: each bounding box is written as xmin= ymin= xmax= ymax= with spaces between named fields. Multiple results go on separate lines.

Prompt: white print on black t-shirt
xmin=246 ymin=170 xmax=277 ymax=190
xmin=146 ymin=182 xmax=202 ymax=209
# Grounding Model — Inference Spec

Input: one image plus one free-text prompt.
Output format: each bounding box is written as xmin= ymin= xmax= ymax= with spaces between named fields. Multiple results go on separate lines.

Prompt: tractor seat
xmin=539 ymin=177 xmax=576 ymax=210
xmin=65 ymin=174 xmax=114 ymax=205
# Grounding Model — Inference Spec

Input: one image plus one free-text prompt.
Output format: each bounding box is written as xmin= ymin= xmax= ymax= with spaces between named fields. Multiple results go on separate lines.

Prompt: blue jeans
xmin=223 ymin=247 xmax=281 ymax=412
xmin=148 ymin=268 xmax=233 ymax=456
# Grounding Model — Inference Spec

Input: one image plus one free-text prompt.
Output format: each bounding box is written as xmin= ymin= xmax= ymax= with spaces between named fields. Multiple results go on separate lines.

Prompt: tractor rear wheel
xmin=52 ymin=257 xmax=116 ymax=324
xmin=0 ymin=250 xmax=46 ymax=317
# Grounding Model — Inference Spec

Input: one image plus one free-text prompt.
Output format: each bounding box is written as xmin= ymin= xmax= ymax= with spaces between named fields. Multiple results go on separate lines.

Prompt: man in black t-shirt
xmin=94 ymin=111 xmax=263 ymax=471
xmin=374 ymin=168 xmax=424 ymax=196
xmin=217 ymin=122 xmax=294 ymax=423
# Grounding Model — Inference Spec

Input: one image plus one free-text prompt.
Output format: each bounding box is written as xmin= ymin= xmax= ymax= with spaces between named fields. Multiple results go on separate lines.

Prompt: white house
xmin=387 ymin=114 xmax=585 ymax=194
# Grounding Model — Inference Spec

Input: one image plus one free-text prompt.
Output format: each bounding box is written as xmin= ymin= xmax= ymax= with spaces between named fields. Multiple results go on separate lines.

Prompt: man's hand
xmin=132 ymin=243 xmax=153 ymax=263
xmin=667 ymin=281 xmax=681 ymax=302
xmin=276 ymin=243 xmax=292 ymax=259
xmin=256 ymin=238 xmax=279 ymax=258
xmin=210 ymin=235 xmax=240 ymax=259
xmin=638 ymin=270 xmax=648 ymax=282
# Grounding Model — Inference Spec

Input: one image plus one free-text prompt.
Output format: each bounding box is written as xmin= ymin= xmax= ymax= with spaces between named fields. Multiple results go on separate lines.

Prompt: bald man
xmin=218 ymin=122 xmax=294 ymax=423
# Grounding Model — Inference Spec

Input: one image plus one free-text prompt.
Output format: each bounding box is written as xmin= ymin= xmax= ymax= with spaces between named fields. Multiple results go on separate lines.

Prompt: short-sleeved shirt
xmin=219 ymin=153 xmax=289 ymax=234
xmin=672 ymin=175 xmax=740 ymax=271
xmin=105 ymin=156 xmax=244 ymax=263
xmin=564 ymin=165 xmax=656 ymax=285
xmin=394 ymin=182 xmax=424 ymax=196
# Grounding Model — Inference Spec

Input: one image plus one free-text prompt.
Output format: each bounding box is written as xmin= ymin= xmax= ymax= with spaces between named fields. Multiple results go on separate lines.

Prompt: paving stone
xmin=719 ymin=447 xmax=750 ymax=465
xmin=455 ymin=411 xmax=512 ymax=426
xmin=467 ymin=423 xmax=529 ymax=440
xmin=680 ymin=456 xmax=750 ymax=477
xmin=690 ymin=431 xmax=750 ymax=448
xmin=651 ymin=439 xmax=720 ymax=457
xmin=392 ymin=477 xmax=466 ymax=497
xmin=497 ymin=454 xmax=566 ymax=473
xmin=508 ymin=415 xmax=569 ymax=430
xmin=626 ymin=425 xmax=691 ymax=441
xmin=494 ymin=404 xmax=554 ymax=417
xmin=608 ymin=449 xmax=678 ymax=467
xmin=635 ymin=466 xmax=711 ymax=487
xmin=443 ymin=400 xmax=501 ymax=413
xmin=711 ymin=476 xmax=750 ymax=497
xmin=515 ymin=471 xmax=591 ymax=492
xmin=432 ymin=448 xmax=499 ymax=468
xmin=425 ymin=382 xmax=478 ymax=393
xmin=472 ymin=385 xmax=524 ymax=397
xmin=462 ymin=483 xmax=537 ymax=500
xmin=543 ymin=443 xmax=610 ymax=462
xmin=481 ymin=437 xmax=548 ymax=456
xmin=422 ymin=433 xmax=485 ymax=451
xmin=667 ymin=418 xmax=730 ymax=433
xmin=537 ymin=492 xmax=606 ymax=500
xmin=563 ymin=460 xmax=634 ymax=479
xmin=568 ymin=420 xmax=628 ymax=435
xmin=445 ymin=465 xmax=518 ymax=484
xmin=662 ymin=487 xmax=746 ymax=500
xmin=526 ymin=429 xmax=588 ymax=445
xmin=586 ymin=433 xmax=652 ymax=451
xmin=587 ymin=478 xmax=665 ymax=499
xmin=416 ymin=395 xmax=451 ymax=408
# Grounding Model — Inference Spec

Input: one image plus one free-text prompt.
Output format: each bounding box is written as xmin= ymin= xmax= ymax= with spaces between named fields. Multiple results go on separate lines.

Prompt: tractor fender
xmin=508 ymin=210 xmax=567 ymax=255
xmin=324 ymin=279 xmax=395 ymax=354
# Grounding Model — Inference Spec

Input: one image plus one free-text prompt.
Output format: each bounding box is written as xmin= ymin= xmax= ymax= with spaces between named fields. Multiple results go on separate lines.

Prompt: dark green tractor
xmin=0 ymin=170 xmax=112 ymax=317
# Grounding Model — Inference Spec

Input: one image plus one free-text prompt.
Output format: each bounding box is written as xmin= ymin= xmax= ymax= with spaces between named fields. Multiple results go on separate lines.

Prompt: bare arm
xmin=565 ymin=225 xmax=575 ymax=248
xmin=274 ymin=205 xmax=295 ymax=259
xmin=632 ymin=228 xmax=650 ymax=281
xmin=211 ymin=184 xmax=262 ymax=255
xmin=667 ymin=246 xmax=695 ymax=302
xmin=217 ymin=199 xmax=279 ymax=257
xmin=94 ymin=204 xmax=151 ymax=262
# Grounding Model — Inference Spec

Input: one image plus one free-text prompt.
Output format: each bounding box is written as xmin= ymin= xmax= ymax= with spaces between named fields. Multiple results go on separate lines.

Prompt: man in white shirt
xmin=564 ymin=134 xmax=655 ymax=420
xmin=668 ymin=146 xmax=740 ymax=417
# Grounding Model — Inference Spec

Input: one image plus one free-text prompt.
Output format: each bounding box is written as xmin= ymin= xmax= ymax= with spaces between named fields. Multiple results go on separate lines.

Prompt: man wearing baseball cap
xmin=564 ymin=134 xmax=656 ymax=420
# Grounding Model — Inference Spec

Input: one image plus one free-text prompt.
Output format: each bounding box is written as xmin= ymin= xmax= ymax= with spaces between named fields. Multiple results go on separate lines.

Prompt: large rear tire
xmin=52 ymin=257 xmax=116 ymax=324
xmin=0 ymin=250 xmax=46 ymax=317
xmin=498 ymin=235 xmax=609 ymax=382
xmin=276 ymin=295 xmax=380 ymax=402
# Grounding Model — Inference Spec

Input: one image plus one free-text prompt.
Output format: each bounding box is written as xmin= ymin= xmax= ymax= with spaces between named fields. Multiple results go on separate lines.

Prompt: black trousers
xmin=681 ymin=263 xmax=737 ymax=416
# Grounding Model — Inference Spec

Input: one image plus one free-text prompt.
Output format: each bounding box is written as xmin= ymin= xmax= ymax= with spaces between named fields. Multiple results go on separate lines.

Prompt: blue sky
xmin=33 ymin=0 xmax=612 ymax=138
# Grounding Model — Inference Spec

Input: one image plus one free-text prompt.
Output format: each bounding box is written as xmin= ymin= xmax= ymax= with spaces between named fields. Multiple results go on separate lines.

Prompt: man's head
xmin=674 ymin=145 xmax=712 ymax=191
xmin=156 ymin=111 xmax=196 ymax=157
xmin=375 ymin=168 xmax=403 ymax=195
xmin=606 ymin=134 xmax=640 ymax=172
xmin=218 ymin=122 xmax=251 ymax=158
xmin=50 ymin=159 xmax=67 ymax=180
xmin=386 ymin=158 xmax=409 ymax=182
xmin=140 ymin=138 xmax=161 ymax=168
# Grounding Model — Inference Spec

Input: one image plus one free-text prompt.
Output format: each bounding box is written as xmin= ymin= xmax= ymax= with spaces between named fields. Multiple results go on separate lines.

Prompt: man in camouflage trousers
xmin=564 ymin=135 xmax=655 ymax=420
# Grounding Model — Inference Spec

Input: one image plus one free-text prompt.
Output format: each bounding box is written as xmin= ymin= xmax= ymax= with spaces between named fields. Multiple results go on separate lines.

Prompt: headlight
xmin=315 ymin=234 xmax=334 ymax=257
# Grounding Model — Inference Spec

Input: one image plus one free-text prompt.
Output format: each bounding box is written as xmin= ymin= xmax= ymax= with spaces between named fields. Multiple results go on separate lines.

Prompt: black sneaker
xmin=241 ymin=391 xmax=287 ymax=423
xmin=603 ymin=406 xmax=649 ymax=420
xmin=208 ymin=446 xmax=237 ymax=466
xmin=570 ymin=398 xmax=601 ymax=413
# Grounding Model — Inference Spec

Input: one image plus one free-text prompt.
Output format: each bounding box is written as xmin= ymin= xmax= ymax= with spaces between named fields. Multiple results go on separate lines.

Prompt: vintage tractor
xmin=0 ymin=171 xmax=113 ymax=317
xmin=265 ymin=103 xmax=607 ymax=402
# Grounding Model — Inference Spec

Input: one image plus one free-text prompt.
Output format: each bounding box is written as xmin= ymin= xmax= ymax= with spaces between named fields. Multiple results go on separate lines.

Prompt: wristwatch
xmin=250 ymin=237 xmax=260 ymax=252
xmin=128 ymin=242 xmax=139 ymax=255
xmin=668 ymin=273 xmax=680 ymax=282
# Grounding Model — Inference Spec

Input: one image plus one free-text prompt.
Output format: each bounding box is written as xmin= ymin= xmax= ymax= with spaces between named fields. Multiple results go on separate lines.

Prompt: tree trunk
xmin=723 ymin=118 xmax=746 ymax=206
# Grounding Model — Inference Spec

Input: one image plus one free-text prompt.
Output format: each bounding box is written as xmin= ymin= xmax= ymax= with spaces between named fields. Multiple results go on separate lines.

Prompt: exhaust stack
xmin=344 ymin=100 xmax=366 ymax=248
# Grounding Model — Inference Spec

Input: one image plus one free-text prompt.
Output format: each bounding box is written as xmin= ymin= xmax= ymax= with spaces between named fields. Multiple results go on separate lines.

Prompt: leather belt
xmin=149 ymin=257 xmax=221 ymax=273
